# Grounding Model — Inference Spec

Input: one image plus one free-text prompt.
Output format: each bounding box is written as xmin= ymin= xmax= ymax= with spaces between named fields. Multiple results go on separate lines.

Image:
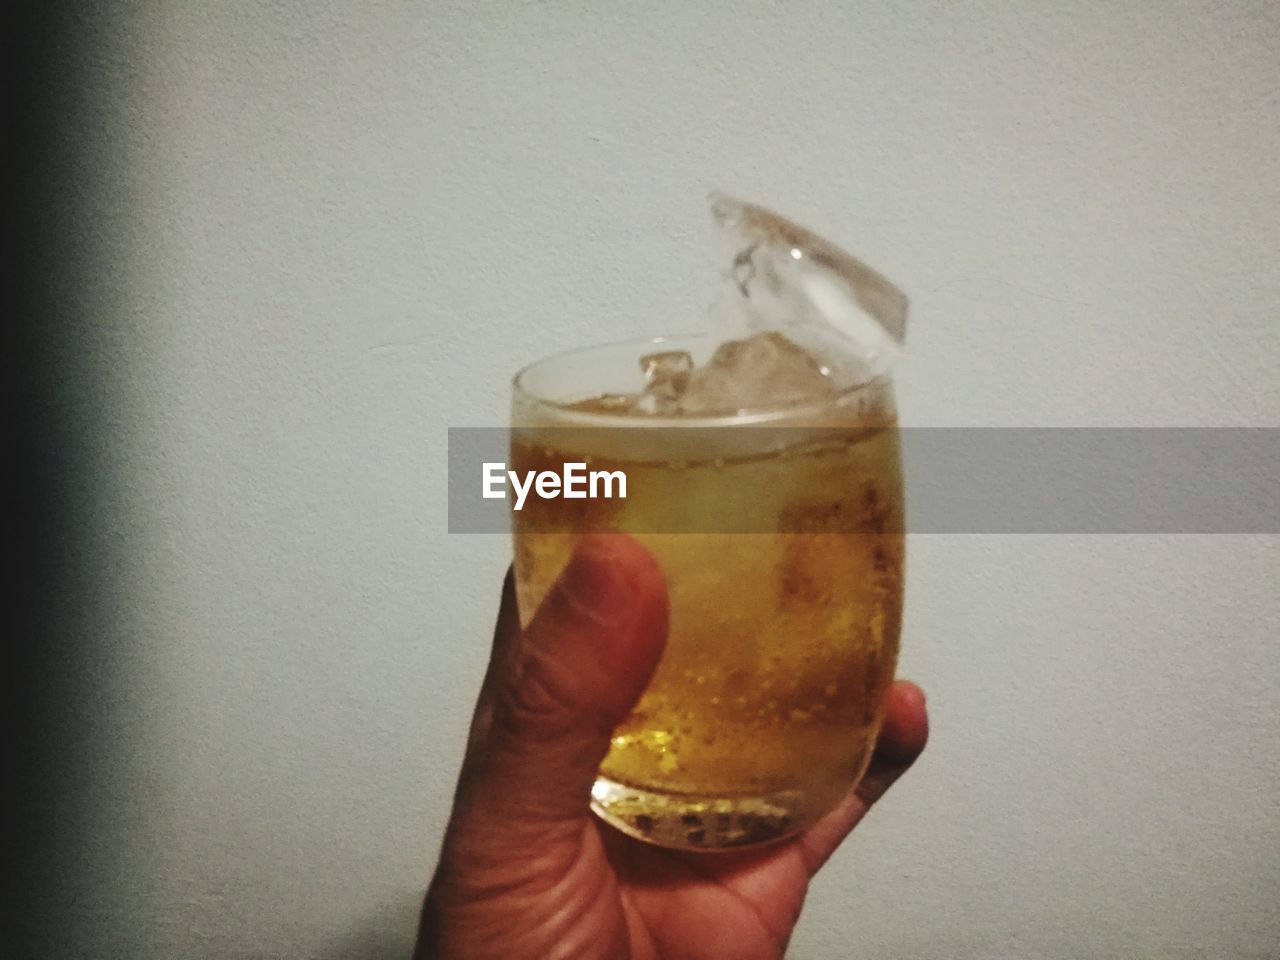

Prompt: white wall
xmin=55 ymin=1 xmax=1277 ymax=957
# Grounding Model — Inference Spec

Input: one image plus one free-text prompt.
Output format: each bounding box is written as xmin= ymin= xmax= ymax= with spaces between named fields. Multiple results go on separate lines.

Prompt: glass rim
xmin=512 ymin=332 xmax=894 ymax=428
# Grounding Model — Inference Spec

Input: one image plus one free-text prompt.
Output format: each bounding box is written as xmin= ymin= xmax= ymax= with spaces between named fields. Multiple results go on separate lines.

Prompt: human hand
xmin=417 ymin=535 xmax=928 ymax=959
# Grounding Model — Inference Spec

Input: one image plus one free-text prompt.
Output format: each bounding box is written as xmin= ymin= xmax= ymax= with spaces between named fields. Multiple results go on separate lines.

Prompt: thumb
xmin=461 ymin=534 xmax=668 ymax=829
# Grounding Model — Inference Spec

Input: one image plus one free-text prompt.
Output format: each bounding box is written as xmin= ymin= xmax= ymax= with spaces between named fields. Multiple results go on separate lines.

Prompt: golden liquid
xmin=511 ymin=418 xmax=903 ymax=850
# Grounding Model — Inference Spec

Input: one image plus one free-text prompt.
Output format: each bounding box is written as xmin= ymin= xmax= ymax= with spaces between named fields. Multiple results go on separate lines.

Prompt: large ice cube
xmin=678 ymin=331 xmax=838 ymax=414
xmin=709 ymin=194 xmax=908 ymax=381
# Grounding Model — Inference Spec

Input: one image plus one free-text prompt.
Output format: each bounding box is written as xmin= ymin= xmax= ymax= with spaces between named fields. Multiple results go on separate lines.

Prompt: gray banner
xmin=447 ymin=428 xmax=1279 ymax=534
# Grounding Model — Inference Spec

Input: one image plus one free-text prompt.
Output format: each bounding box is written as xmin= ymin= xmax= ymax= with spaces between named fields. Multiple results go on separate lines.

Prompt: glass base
xmin=590 ymin=776 xmax=809 ymax=852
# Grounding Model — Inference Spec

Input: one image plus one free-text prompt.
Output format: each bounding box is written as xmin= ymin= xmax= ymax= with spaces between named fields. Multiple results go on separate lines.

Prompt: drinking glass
xmin=509 ymin=334 xmax=903 ymax=850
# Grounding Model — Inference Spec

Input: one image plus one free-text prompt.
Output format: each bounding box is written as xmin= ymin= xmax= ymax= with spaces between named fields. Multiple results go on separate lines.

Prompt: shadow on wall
xmin=17 ymin=0 xmax=138 ymax=955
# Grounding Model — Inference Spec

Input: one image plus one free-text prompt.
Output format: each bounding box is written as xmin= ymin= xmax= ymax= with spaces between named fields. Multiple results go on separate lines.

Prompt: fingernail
xmin=561 ymin=538 xmax=636 ymax=625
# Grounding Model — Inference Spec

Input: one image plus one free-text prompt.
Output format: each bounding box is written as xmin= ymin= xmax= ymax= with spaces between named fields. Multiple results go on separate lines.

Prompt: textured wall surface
xmin=38 ymin=1 xmax=1278 ymax=957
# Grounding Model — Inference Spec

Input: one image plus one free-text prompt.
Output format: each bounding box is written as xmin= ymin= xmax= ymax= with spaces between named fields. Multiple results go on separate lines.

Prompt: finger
xmin=457 ymin=534 xmax=668 ymax=829
xmin=461 ymin=569 xmax=522 ymax=756
xmin=797 ymin=680 xmax=929 ymax=875
xmin=482 ymin=568 xmax=523 ymax=697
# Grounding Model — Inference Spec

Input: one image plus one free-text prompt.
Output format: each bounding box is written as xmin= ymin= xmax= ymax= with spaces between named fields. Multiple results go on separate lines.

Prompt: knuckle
xmin=492 ymin=651 xmax=584 ymax=740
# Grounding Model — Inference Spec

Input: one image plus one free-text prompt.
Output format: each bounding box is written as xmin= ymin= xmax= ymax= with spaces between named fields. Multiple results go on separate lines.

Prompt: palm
xmin=466 ymin=761 xmax=894 ymax=960
xmin=421 ymin=745 xmax=910 ymax=960
xmin=601 ymin=822 xmax=813 ymax=960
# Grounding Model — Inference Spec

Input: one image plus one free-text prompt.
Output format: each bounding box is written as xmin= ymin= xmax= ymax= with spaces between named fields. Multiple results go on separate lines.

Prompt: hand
xmin=417 ymin=535 xmax=928 ymax=960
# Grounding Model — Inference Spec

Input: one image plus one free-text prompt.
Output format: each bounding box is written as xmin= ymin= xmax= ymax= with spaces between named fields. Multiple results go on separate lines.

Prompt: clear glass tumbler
xmin=509 ymin=334 xmax=903 ymax=851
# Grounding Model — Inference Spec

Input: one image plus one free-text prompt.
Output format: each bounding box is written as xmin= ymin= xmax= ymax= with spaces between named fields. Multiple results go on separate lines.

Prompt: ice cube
xmin=678 ymin=332 xmax=838 ymax=414
xmin=708 ymin=193 xmax=908 ymax=379
xmin=640 ymin=350 xmax=693 ymax=395
xmin=636 ymin=350 xmax=694 ymax=415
